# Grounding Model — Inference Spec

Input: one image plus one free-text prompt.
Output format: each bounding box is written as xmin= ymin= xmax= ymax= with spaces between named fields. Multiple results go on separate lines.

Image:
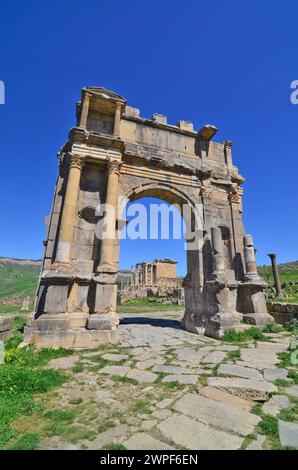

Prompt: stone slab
xmin=99 ymin=365 xmax=131 ymax=377
xmin=262 ymin=394 xmax=290 ymax=417
xmin=278 ymin=420 xmax=298 ymax=448
xmin=0 ymin=316 xmax=13 ymax=332
xmin=124 ymin=432 xmax=173 ymax=450
xmin=174 ymin=393 xmax=260 ymax=436
xmin=127 ymin=369 xmax=157 ymax=383
xmin=263 ymin=368 xmax=289 ymax=382
xmin=162 ymin=374 xmax=198 ymax=385
xmin=218 ymin=363 xmax=263 ymax=380
xmin=101 ymin=353 xmax=128 ymax=362
xmin=208 ymin=377 xmax=277 ymax=401
xmin=157 ymin=414 xmax=243 ymax=450
xmin=198 ymin=386 xmax=253 ymax=411
xmin=286 ymin=385 xmax=298 ymax=398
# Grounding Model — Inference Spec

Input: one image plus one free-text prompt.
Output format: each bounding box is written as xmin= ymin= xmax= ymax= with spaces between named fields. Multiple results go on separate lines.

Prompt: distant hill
xmin=0 ymin=257 xmax=41 ymax=301
xmin=258 ymin=260 xmax=298 ymax=273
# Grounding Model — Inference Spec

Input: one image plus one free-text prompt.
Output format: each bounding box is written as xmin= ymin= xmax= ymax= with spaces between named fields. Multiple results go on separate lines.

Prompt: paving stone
xmin=174 ymin=393 xmax=260 ymax=436
xmin=246 ymin=434 xmax=266 ymax=450
xmin=99 ymin=365 xmax=131 ymax=377
xmin=216 ymin=345 xmax=239 ymax=352
xmin=157 ymin=414 xmax=243 ymax=450
xmin=262 ymin=394 xmax=290 ymax=416
xmin=126 ymin=369 xmax=157 ymax=383
xmin=140 ymin=419 xmax=158 ymax=431
xmin=84 ymin=425 xmax=129 ymax=450
xmin=208 ymin=377 xmax=277 ymax=401
xmin=263 ymin=368 xmax=289 ymax=382
xmin=153 ymin=364 xmax=186 ymax=374
xmin=45 ymin=355 xmax=79 ymax=369
xmin=124 ymin=432 xmax=173 ymax=450
xmin=218 ymin=363 xmax=263 ymax=380
xmin=201 ymin=351 xmax=227 ymax=364
xmin=240 ymin=348 xmax=279 ymax=370
xmin=152 ymin=409 xmax=172 ymax=420
xmin=156 ymin=398 xmax=174 ymax=409
xmin=175 ymin=348 xmax=208 ymax=363
xmin=278 ymin=420 xmax=298 ymax=448
xmin=95 ymin=390 xmax=114 ymax=404
xmin=162 ymin=374 xmax=198 ymax=385
xmin=286 ymin=385 xmax=298 ymax=398
xmin=198 ymin=386 xmax=253 ymax=411
xmin=101 ymin=353 xmax=128 ymax=362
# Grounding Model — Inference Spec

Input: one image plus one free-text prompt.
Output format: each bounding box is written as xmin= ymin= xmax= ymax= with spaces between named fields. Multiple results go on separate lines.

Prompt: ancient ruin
xmin=117 ymin=259 xmax=184 ymax=305
xmin=24 ymin=86 xmax=273 ymax=348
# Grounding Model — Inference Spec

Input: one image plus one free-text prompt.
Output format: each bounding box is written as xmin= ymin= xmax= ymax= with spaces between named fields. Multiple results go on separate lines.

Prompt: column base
xmin=182 ymin=310 xmax=242 ymax=340
xmin=22 ymin=313 xmax=118 ymax=350
xmin=242 ymin=312 xmax=274 ymax=326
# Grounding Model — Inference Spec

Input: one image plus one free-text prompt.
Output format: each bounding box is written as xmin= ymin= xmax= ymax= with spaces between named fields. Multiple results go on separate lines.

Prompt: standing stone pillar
xmin=113 ymin=102 xmax=122 ymax=136
xmin=238 ymin=235 xmax=272 ymax=325
xmin=80 ymin=92 xmax=91 ymax=129
xmin=99 ymin=159 xmax=122 ymax=269
xmin=243 ymin=235 xmax=258 ymax=279
xmin=55 ymin=154 xmax=85 ymax=265
xmin=90 ymin=159 xmax=122 ymax=330
xmin=268 ymin=253 xmax=282 ymax=297
xmin=211 ymin=227 xmax=225 ymax=277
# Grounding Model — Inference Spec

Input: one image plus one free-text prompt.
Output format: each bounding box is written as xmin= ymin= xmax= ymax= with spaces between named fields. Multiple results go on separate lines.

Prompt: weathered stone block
xmin=86 ymin=314 xmax=113 ymax=330
xmin=0 ymin=316 xmax=13 ymax=332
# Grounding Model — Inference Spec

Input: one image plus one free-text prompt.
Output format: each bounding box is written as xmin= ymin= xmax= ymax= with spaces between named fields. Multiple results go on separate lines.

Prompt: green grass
xmin=0 ymin=260 xmax=40 ymax=299
xmin=133 ymin=400 xmax=152 ymax=414
xmin=110 ymin=375 xmax=138 ymax=385
xmin=221 ymin=327 xmax=269 ymax=342
xmin=97 ymin=420 xmax=115 ymax=434
xmin=259 ymin=415 xmax=279 ymax=438
xmin=226 ymin=349 xmax=241 ymax=360
xmin=102 ymin=443 xmax=127 ymax=450
xmin=278 ymin=398 xmax=298 ymax=422
xmin=0 ymin=328 xmax=71 ymax=449
xmin=263 ymin=322 xmax=283 ymax=334
xmin=8 ymin=433 xmax=40 ymax=450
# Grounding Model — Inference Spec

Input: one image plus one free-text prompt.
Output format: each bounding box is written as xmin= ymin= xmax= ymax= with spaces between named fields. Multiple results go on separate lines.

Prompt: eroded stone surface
xmin=174 ymin=393 xmax=260 ymax=436
xmin=198 ymin=386 xmax=253 ymax=411
xmin=207 ymin=377 xmax=277 ymax=401
xmin=157 ymin=414 xmax=243 ymax=450
xmin=124 ymin=432 xmax=173 ymax=450
xmin=278 ymin=420 xmax=298 ymax=448
xmin=217 ymin=363 xmax=263 ymax=380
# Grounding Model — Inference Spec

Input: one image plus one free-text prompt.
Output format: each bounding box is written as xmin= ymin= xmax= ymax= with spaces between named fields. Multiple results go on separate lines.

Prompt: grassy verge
xmin=0 ymin=319 xmax=72 ymax=449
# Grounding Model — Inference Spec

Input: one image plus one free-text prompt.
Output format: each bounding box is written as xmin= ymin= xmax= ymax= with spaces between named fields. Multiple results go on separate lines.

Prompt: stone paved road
xmin=38 ymin=311 xmax=298 ymax=450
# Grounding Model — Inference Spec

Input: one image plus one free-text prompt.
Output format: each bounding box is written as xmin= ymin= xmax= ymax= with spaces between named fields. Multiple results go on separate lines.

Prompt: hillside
xmin=0 ymin=257 xmax=41 ymax=301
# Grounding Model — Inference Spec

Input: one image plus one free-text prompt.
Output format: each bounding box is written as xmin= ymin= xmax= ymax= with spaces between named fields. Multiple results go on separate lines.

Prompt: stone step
xmin=217 ymin=363 xmax=263 ymax=380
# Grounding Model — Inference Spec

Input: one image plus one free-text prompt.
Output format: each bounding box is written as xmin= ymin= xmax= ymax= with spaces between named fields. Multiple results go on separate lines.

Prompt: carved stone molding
xmin=107 ymin=158 xmax=122 ymax=176
xmin=69 ymin=153 xmax=85 ymax=171
xmin=228 ymin=184 xmax=243 ymax=203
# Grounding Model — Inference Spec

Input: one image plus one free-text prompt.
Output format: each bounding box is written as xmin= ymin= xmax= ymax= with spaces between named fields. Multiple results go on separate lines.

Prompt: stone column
xmin=113 ymin=102 xmax=122 ymax=136
xmin=211 ymin=227 xmax=225 ymax=274
xmin=224 ymin=140 xmax=233 ymax=174
xmin=55 ymin=154 xmax=85 ymax=264
xmin=244 ymin=235 xmax=258 ymax=275
xmin=99 ymin=159 xmax=122 ymax=269
xmin=80 ymin=92 xmax=91 ymax=129
xmin=268 ymin=253 xmax=282 ymax=297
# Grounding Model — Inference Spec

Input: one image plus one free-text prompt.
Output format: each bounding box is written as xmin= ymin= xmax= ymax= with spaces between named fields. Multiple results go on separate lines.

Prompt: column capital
xmin=84 ymin=91 xmax=92 ymax=100
xmin=107 ymin=158 xmax=122 ymax=176
xmin=69 ymin=153 xmax=85 ymax=171
xmin=224 ymin=140 xmax=233 ymax=150
xmin=115 ymin=101 xmax=122 ymax=110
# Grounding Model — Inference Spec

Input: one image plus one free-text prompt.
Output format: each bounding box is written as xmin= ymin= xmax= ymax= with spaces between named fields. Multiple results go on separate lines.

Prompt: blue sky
xmin=0 ymin=0 xmax=297 ymax=275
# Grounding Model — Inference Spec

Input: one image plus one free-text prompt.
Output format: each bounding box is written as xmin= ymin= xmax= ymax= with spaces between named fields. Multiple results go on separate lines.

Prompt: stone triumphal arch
xmin=24 ymin=87 xmax=273 ymax=348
